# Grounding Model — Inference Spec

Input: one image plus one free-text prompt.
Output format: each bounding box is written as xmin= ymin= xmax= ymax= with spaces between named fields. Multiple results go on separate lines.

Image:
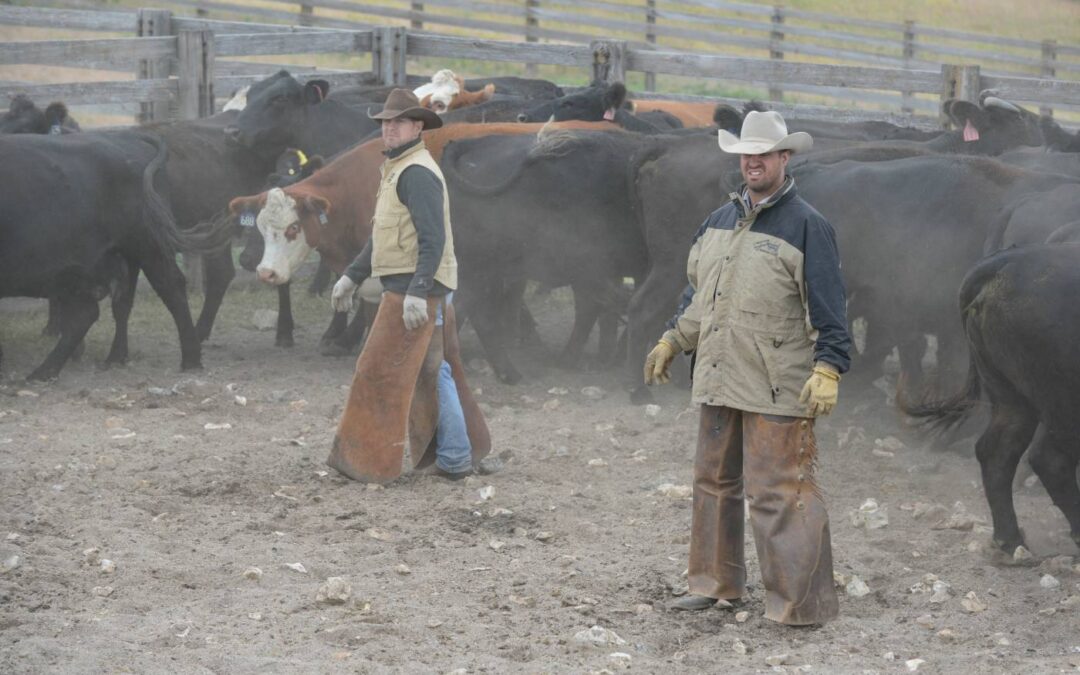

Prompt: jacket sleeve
xmin=803 ymin=215 xmax=852 ymax=373
xmin=397 ymin=164 xmax=445 ymax=298
xmin=344 ymin=239 xmax=373 ymax=285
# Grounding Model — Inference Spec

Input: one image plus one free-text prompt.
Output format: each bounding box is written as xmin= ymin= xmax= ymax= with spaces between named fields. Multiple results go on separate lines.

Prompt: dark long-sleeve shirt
xmin=344 ymin=138 xmax=450 ymax=298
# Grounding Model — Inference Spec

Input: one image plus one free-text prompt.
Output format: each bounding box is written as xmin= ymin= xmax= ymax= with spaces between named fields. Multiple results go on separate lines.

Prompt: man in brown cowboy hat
xmin=327 ymin=88 xmax=489 ymax=483
xmin=644 ymin=110 xmax=851 ymax=625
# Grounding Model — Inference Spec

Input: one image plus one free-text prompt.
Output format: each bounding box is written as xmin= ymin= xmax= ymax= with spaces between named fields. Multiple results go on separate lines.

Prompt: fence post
xmin=1040 ymin=39 xmax=1057 ymax=118
xmin=644 ymin=0 xmax=656 ymax=91
xmin=939 ymin=63 xmax=980 ymax=128
xmin=136 ymin=8 xmax=173 ymax=124
xmin=591 ymin=40 xmax=626 ymax=85
xmin=901 ymin=20 xmax=915 ymax=114
xmin=299 ymin=3 xmax=314 ymax=27
xmin=525 ymin=0 xmax=539 ymax=76
xmin=768 ymin=5 xmax=784 ymax=101
xmin=410 ymin=2 xmax=424 ymax=30
xmin=177 ymin=29 xmax=215 ymax=121
xmin=373 ymin=26 xmax=407 ymax=86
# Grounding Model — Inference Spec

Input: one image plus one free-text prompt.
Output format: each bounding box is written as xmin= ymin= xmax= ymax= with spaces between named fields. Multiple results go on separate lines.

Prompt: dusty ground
xmin=1 ymin=276 xmax=1079 ymax=675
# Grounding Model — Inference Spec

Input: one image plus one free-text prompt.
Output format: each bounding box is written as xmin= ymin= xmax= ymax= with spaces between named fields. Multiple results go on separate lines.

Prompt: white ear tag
xmin=318 ymin=211 xmax=328 ymax=225
xmin=239 ymin=211 xmax=256 ymax=227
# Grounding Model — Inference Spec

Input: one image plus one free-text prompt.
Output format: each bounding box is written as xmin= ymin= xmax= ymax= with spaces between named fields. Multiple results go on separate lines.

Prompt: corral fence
xmin=1 ymin=4 xmax=1079 ymax=131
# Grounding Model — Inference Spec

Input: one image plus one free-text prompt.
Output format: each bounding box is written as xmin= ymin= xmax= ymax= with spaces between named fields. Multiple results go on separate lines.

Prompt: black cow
xmin=516 ymin=82 xmax=667 ymax=134
xmin=903 ymin=244 xmax=1080 ymax=554
xmin=0 ymin=131 xmax=227 ymax=380
xmin=0 ymin=95 xmax=80 ymax=135
xmin=440 ymin=129 xmax=650 ymax=383
xmin=237 ymin=148 xmax=326 ymax=347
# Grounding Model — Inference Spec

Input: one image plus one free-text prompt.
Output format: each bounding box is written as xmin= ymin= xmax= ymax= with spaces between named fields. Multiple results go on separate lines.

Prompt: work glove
xmin=330 ymin=275 xmax=358 ymax=313
xmin=402 ymin=294 xmax=429 ymax=330
xmin=799 ymin=362 xmax=840 ymax=416
xmin=643 ymin=338 xmax=679 ymax=385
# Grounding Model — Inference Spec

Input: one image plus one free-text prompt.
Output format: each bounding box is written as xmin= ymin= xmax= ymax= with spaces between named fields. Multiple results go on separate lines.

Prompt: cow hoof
xmin=629 ymin=386 xmax=654 ymax=405
xmin=26 ymin=368 xmax=59 ymax=382
xmin=275 ymin=336 xmax=295 ymax=348
xmin=180 ymin=360 xmax=203 ymax=372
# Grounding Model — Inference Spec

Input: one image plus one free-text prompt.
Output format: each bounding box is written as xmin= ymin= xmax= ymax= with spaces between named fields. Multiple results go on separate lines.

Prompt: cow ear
xmin=302 ymin=194 xmax=331 ymax=219
xmin=44 ymin=102 xmax=68 ymax=125
xmin=419 ymin=93 xmax=434 ymax=109
xmin=228 ymin=194 xmax=266 ymax=215
xmin=603 ymin=82 xmax=628 ymax=110
xmin=305 ymin=156 xmax=325 ymax=173
xmin=304 ymin=79 xmax=330 ymax=104
xmin=481 ymin=83 xmax=495 ymax=100
xmin=713 ymin=104 xmax=743 ymax=132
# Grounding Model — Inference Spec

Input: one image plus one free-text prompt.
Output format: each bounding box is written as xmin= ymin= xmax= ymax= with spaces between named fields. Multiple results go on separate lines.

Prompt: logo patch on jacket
xmin=753 ymin=240 xmax=781 ymax=256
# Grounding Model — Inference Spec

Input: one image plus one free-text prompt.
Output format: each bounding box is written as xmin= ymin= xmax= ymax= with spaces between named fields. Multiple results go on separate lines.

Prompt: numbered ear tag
xmin=318 ymin=211 xmax=328 ymax=225
xmin=239 ymin=211 xmax=256 ymax=228
xmin=49 ymin=124 xmax=63 ymax=135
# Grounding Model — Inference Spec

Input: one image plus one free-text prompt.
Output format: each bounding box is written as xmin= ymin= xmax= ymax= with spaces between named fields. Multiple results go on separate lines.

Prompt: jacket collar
xmin=384 ymin=136 xmax=424 ymax=160
xmin=730 ymin=176 xmax=796 ymax=225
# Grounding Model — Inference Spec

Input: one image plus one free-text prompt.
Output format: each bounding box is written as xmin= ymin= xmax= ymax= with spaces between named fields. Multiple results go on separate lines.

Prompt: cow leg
xmin=597 ymin=310 xmax=621 ymax=366
xmin=308 ymin=258 xmax=332 ymax=297
xmin=320 ymin=311 xmax=348 ymax=347
xmin=464 ymin=277 xmax=521 ymax=384
xmin=27 ymin=296 xmax=99 ymax=381
xmin=625 ymin=270 xmax=685 ymax=404
xmin=335 ymin=303 xmax=369 ymax=352
xmin=140 ymin=250 xmax=202 ymax=371
xmin=895 ymin=332 xmax=928 ymax=402
xmin=518 ymin=303 xmax=542 ymax=347
xmin=276 ymin=282 xmax=295 ymax=348
xmin=194 ymin=247 xmax=235 ymax=342
xmin=105 ymin=260 xmax=140 ymax=365
xmin=43 ymin=298 xmax=61 ymax=337
xmin=561 ymin=284 xmax=602 ymax=367
xmin=976 ymin=401 xmax=1039 ymax=553
xmin=1027 ymin=423 xmax=1080 ymax=548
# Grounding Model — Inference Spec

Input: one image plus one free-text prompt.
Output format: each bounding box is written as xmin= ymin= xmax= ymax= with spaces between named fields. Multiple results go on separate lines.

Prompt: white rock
xmin=2 ymin=555 xmax=20 ymax=573
xmin=732 ymin=639 xmax=748 ymax=655
xmin=883 ymin=651 xmax=895 ymax=661
xmin=248 ymin=612 xmax=263 ymax=621
xmin=99 ymin=559 xmax=116 ymax=574
xmin=655 ymin=483 xmax=692 ymax=499
xmin=316 ymin=577 xmax=352 ymax=604
xmin=92 ymin=585 xmax=114 ymax=597
xmin=547 ymin=387 xmax=569 ymax=396
xmin=478 ymin=486 xmax=495 ymax=501
xmin=573 ymin=625 xmax=626 ymax=647
xmin=5 ymin=533 xmax=18 ymax=542
xmin=535 ymin=531 xmax=555 ymax=542
xmin=587 ymin=458 xmax=608 ymax=467
xmin=203 ymin=422 xmax=232 ymax=430
xmin=580 ymin=386 xmax=606 ymax=400
xmin=929 ymin=580 xmax=951 ymax=604
xmin=915 ymin=614 xmax=935 ymax=629
xmin=608 ymin=652 xmax=632 ymax=670
xmin=365 ymin=528 xmax=395 ymax=542
xmin=395 ymin=564 xmax=411 ymax=575
xmin=251 ymin=309 xmax=278 ymax=331
xmin=242 ymin=567 xmax=263 ymax=581
xmin=1012 ymin=545 xmax=1034 ymax=563
xmin=875 ymin=436 xmax=905 ymax=452
xmin=905 ymin=658 xmax=926 ymax=672
xmin=937 ymin=628 xmax=958 ymax=643
xmin=846 ymin=575 xmax=871 ymax=597
xmin=961 ymin=591 xmax=987 ymax=613
xmin=283 ymin=562 xmax=307 ymax=574
xmin=644 ymin=404 xmax=661 ymax=418
xmin=234 ymin=395 xmax=247 ymax=406
xmin=489 ymin=540 xmax=505 ymax=552
xmin=765 ymin=654 xmax=790 ymax=666
xmin=851 ymin=498 xmax=889 ymax=530
xmin=82 ymin=548 xmax=100 ymax=565
xmin=735 ymin=610 xmax=749 ymax=623
xmin=1040 ymin=574 xmax=1061 ymax=589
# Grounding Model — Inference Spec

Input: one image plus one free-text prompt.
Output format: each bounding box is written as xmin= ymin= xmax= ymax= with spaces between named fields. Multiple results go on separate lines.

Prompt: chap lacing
xmin=795 ymin=420 xmax=824 ymax=510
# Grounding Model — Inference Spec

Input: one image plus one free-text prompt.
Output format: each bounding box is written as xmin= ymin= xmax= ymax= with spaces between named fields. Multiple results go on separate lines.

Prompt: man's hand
xmin=644 ymin=338 xmax=678 ymax=385
xmin=799 ymin=362 xmax=840 ymax=416
xmin=402 ymin=294 xmax=429 ymax=330
xmin=331 ymin=275 xmax=358 ymax=313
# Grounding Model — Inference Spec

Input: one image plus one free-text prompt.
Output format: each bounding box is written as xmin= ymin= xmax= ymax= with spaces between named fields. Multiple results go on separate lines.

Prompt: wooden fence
xmin=2 ymin=5 xmax=1079 ymax=130
xmin=44 ymin=0 xmax=1079 ymax=112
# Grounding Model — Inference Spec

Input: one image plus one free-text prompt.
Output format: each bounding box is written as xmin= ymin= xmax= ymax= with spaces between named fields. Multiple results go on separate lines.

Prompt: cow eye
xmin=285 ymin=223 xmax=300 ymax=238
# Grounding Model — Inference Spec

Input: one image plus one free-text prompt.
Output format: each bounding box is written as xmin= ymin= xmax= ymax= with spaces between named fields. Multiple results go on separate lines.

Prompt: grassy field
xmin=5 ymin=0 xmax=1079 ymax=124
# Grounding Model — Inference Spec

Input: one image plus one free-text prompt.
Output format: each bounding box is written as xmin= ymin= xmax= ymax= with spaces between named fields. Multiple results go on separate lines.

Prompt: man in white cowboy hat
xmin=328 ymin=88 xmax=481 ymax=482
xmin=644 ymin=110 xmax=851 ymax=625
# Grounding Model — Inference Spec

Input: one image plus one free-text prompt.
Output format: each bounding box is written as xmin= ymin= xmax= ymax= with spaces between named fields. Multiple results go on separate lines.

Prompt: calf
xmin=0 ymin=95 xmax=80 ymax=135
xmin=414 ymin=69 xmax=496 ymax=114
xmin=517 ymin=82 xmax=666 ymax=134
xmin=904 ymin=244 xmax=1080 ymax=554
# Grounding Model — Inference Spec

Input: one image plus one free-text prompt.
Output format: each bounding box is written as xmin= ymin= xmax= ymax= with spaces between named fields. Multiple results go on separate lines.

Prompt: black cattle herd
xmin=0 ymin=74 xmax=1078 ymax=556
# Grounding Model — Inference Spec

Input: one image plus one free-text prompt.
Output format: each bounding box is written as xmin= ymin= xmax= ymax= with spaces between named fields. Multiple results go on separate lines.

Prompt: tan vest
xmin=371 ymin=141 xmax=458 ymax=290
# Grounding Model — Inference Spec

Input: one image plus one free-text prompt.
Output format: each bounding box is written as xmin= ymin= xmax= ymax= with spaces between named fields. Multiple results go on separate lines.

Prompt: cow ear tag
xmin=49 ymin=124 xmax=63 ymax=135
xmin=240 ymin=211 xmax=256 ymax=227
xmin=318 ymin=211 xmax=328 ymax=225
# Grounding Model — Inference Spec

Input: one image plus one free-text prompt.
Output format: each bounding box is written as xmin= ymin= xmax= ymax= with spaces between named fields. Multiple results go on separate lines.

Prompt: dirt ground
xmin=1 ymin=276 xmax=1079 ymax=675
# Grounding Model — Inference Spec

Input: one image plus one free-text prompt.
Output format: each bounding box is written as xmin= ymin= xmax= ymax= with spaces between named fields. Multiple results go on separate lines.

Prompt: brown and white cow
xmin=414 ymin=69 xmax=496 ymax=114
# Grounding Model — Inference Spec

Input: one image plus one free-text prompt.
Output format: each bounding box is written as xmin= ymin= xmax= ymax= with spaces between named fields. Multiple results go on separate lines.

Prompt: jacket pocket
xmin=753 ymin=333 xmax=784 ymax=404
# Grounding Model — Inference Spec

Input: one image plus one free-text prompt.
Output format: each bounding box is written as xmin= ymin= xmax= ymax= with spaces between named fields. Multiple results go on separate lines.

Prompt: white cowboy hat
xmin=718 ymin=110 xmax=813 ymax=155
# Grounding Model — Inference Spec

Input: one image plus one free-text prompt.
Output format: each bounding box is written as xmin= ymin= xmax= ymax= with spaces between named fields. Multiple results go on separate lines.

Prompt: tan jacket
xmin=663 ymin=180 xmax=850 ymax=417
xmin=371 ymin=141 xmax=458 ymax=290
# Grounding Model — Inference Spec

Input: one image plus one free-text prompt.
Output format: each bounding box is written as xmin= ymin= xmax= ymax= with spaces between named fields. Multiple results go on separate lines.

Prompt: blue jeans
xmin=434 ymin=294 xmax=472 ymax=474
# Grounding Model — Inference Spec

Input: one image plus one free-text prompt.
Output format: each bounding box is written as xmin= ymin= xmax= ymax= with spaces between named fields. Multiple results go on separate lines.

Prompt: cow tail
xmin=898 ymin=350 xmax=981 ymax=432
xmin=139 ymin=132 xmax=234 ymax=255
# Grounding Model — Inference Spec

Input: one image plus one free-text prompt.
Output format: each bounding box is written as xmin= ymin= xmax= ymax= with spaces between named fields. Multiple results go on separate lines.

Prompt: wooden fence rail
xmin=1 ymin=5 xmax=1078 ymax=130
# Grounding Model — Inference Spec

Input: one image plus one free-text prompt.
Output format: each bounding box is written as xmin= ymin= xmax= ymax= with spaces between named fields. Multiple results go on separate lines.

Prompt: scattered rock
xmin=655 ymin=483 xmax=692 ymax=499
xmin=580 ymin=386 xmax=606 ymax=400
xmin=365 ymin=528 xmax=395 ymax=542
xmin=16 ymin=390 xmax=38 ymax=398
xmin=542 ymin=399 xmax=561 ymax=411
xmin=203 ymin=422 xmax=232 ymax=431
xmin=535 ymin=531 xmax=554 ymax=542
xmin=932 ymin=503 xmax=980 ymax=531
xmin=82 ymin=548 xmax=100 ymax=566
xmin=395 ymin=564 xmax=411 ymax=575
xmin=251 ymin=309 xmax=278 ymax=331
xmin=937 ymin=628 xmax=958 ymax=643
xmin=732 ymin=639 xmax=749 ymax=655
xmin=283 ymin=562 xmax=307 ymax=574
xmin=644 ymin=404 xmax=661 ymax=418
xmin=905 ymin=658 xmax=926 ymax=672
xmin=765 ymin=654 xmax=790 ymax=666
xmin=509 ymin=594 xmax=535 ymax=608
xmin=104 ymin=416 xmax=124 ymax=429
xmin=489 ymin=540 xmax=505 ymax=552
xmin=248 ymin=612 xmax=263 ymax=621
xmin=92 ymin=586 xmax=114 ymax=597
xmin=851 ymin=498 xmax=889 ymax=530
xmin=573 ymin=625 xmax=626 ymax=647
xmin=735 ymin=610 xmax=749 ymax=623
xmin=234 ymin=395 xmax=247 ymax=406
xmin=241 ymin=567 xmax=262 ymax=581
xmin=547 ymin=387 xmax=569 ymax=396
xmin=961 ymin=591 xmax=987 ymax=613
xmin=316 ymin=577 xmax=352 ymax=604
xmin=99 ymin=559 xmax=116 ymax=574
xmin=1012 ymin=545 xmax=1034 ymax=563
xmin=929 ymin=580 xmax=951 ymax=604
xmin=2 ymin=555 xmax=20 ymax=573
xmin=478 ymin=486 xmax=495 ymax=501
xmin=846 ymin=575 xmax=870 ymax=598
xmin=608 ymin=652 xmax=632 ymax=670
xmin=1040 ymin=574 xmax=1061 ymax=590
xmin=910 ymin=502 xmax=949 ymax=523
xmin=1040 ymin=555 xmax=1075 ymax=575
xmin=634 ymin=603 xmax=653 ymax=615
xmin=477 ymin=455 xmax=505 ymax=475
xmin=875 ymin=436 xmax=905 ymax=453
xmin=587 ymin=458 xmax=608 ymax=467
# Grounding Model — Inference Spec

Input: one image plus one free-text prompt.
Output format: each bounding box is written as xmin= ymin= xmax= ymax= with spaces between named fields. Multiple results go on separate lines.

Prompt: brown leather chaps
xmin=688 ymin=405 xmax=838 ymax=625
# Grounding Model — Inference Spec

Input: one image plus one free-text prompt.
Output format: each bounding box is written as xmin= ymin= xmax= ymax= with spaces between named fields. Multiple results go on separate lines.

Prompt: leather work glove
xmin=402 ymin=294 xmax=429 ymax=331
xmin=643 ymin=338 xmax=679 ymax=385
xmin=330 ymin=275 xmax=358 ymax=313
xmin=799 ymin=362 xmax=840 ymax=416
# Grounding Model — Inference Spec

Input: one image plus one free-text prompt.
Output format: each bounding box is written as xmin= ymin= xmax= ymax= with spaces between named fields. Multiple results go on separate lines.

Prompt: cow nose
xmin=516 ymin=113 xmax=528 ymax=123
xmin=257 ymin=268 xmax=278 ymax=284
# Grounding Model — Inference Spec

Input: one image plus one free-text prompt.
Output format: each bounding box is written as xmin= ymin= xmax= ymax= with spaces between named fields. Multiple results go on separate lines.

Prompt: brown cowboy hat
xmin=368 ymin=88 xmax=443 ymax=130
